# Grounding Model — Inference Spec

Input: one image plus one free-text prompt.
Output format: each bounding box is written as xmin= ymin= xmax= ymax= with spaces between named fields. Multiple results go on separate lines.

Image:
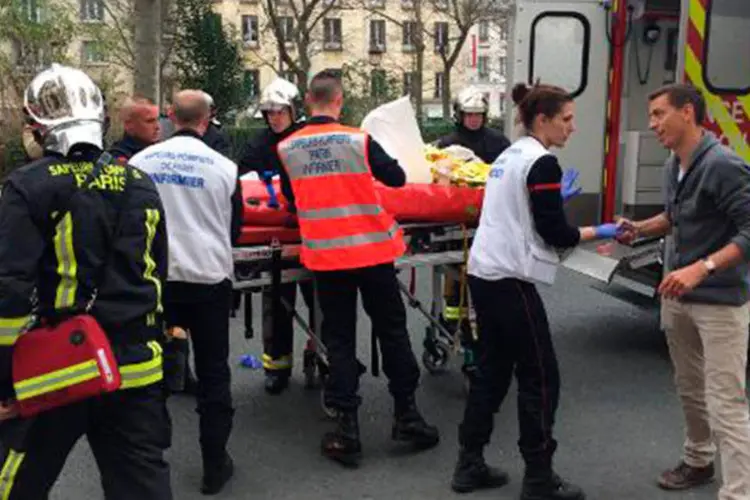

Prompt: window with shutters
xmin=278 ymin=16 xmax=294 ymax=44
xmin=478 ymin=21 xmax=489 ymax=43
xmin=477 ymin=55 xmax=489 ymax=81
xmin=242 ymin=15 xmax=259 ymax=47
xmin=402 ymin=21 xmax=417 ymax=51
xmin=370 ymin=19 xmax=386 ymax=53
xmin=81 ymin=41 xmax=106 ymax=65
xmin=434 ymin=72 xmax=444 ymax=99
xmin=80 ymin=0 xmax=103 ymax=22
xmin=19 ymin=0 xmax=41 ymax=22
xmin=323 ymin=18 xmax=342 ymax=50
xmin=434 ymin=22 xmax=449 ymax=53
xmin=243 ymin=70 xmax=260 ymax=99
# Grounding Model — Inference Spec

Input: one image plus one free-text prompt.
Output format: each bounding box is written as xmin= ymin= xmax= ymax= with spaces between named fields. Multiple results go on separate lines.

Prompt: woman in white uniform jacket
xmin=450 ymin=83 xmax=622 ymax=500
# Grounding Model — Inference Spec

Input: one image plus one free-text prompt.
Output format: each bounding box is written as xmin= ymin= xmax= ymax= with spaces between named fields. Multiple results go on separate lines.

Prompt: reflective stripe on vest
xmin=303 ymin=221 xmax=399 ymax=250
xmin=0 ymin=316 xmax=31 ymax=346
xmin=120 ymin=340 xmax=164 ymax=390
xmin=53 ymin=212 xmax=78 ymax=309
xmin=0 ymin=449 xmax=25 ymax=500
xmin=297 ymin=204 xmax=383 ymax=220
xmin=277 ymin=123 xmax=405 ymax=270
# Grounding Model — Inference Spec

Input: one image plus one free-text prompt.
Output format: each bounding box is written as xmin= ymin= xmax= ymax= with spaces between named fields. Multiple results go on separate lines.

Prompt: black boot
xmin=201 ymin=452 xmax=234 ymax=495
xmin=451 ymin=447 xmax=509 ymax=493
xmin=392 ymin=396 xmax=440 ymax=449
xmin=264 ymin=372 xmax=290 ymax=395
xmin=521 ymin=472 xmax=585 ymax=500
xmin=321 ymin=411 xmax=362 ymax=467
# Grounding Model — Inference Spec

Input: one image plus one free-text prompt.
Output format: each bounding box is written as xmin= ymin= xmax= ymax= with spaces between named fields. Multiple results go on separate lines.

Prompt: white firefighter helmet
xmin=454 ymin=87 xmax=489 ymax=115
xmin=202 ymin=91 xmax=215 ymax=108
xmin=23 ymin=63 xmax=105 ymax=156
xmin=259 ymin=77 xmax=300 ymax=117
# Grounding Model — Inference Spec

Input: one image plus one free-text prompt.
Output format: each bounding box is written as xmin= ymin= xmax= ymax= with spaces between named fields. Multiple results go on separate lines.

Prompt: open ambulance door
xmin=507 ymin=0 xmax=609 ymax=228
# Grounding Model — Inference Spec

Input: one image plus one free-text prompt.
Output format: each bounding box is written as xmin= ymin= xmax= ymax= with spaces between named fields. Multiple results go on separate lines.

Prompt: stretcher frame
xmin=231 ymin=222 xmax=477 ymax=384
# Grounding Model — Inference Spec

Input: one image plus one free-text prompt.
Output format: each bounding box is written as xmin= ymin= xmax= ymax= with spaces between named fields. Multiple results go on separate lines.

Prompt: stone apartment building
xmin=1 ymin=0 xmax=509 ymax=119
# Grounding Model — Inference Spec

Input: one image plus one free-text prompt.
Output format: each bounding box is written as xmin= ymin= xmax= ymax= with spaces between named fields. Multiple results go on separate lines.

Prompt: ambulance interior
xmin=619 ymin=0 xmax=750 ymax=220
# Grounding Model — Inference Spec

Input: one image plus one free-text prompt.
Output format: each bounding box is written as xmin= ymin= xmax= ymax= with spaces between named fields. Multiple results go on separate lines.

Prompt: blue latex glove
xmin=261 ymin=170 xmax=280 ymax=209
xmin=561 ymin=168 xmax=582 ymax=202
xmin=594 ymin=223 xmax=620 ymax=239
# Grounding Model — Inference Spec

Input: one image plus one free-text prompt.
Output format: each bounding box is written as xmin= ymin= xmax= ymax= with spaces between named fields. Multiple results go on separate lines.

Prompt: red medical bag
xmin=12 ymin=314 xmax=121 ymax=418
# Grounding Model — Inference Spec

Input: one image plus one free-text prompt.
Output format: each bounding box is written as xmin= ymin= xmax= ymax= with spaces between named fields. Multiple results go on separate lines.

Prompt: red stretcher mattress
xmin=238 ymin=179 xmax=484 ymax=246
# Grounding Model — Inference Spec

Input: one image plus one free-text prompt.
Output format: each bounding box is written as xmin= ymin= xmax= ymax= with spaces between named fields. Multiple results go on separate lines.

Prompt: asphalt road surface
xmin=51 ymin=269 xmax=740 ymax=500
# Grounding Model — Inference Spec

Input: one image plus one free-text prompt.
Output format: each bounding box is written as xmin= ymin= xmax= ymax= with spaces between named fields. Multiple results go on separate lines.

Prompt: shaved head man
xmin=169 ymin=90 xmax=211 ymax=135
xmin=109 ymin=96 xmax=161 ymax=162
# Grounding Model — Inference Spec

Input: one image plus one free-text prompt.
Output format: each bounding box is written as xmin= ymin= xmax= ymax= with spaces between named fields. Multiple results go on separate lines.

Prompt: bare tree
xmin=431 ymin=0 xmax=512 ymax=117
xmin=84 ymin=0 xmax=177 ymax=104
xmin=0 ymin=0 xmax=76 ymax=104
xmin=256 ymin=0 xmax=351 ymax=93
xmin=357 ymin=0 xmax=427 ymax=121
xmin=368 ymin=0 xmax=510 ymax=118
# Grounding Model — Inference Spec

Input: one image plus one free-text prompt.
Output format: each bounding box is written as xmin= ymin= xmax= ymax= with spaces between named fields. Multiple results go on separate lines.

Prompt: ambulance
xmin=503 ymin=0 xmax=750 ymax=299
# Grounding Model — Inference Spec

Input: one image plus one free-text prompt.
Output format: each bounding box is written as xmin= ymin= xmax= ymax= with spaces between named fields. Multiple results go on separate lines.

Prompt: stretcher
xmin=232 ymin=179 xmax=488 ymax=412
xmin=232 ymin=221 xmax=478 ymax=386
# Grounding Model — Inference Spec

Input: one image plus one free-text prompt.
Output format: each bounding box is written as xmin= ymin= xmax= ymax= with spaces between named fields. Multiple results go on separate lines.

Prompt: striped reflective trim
xmin=297 ymin=204 xmax=382 ymax=220
xmin=262 ymin=353 xmax=291 ymax=370
xmin=302 ymin=222 xmax=399 ymax=251
xmin=120 ymin=340 xmax=163 ymax=390
xmin=143 ymin=209 xmax=163 ymax=314
xmin=0 ymin=449 xmax=25 ymax=500
xmin=14 ymin=360 xmax=100 ymax=401
xmin=443 ymin=306 xmax=466 ymax=321
xmin=0 ymin=317 xmax=30 ymax=346
xmin=53 ymin=212 xmax=78 ymax=309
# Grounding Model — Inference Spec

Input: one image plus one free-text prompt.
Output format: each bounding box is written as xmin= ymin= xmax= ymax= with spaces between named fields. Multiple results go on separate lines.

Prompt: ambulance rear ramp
xmin=561 ymin=237 xmax=663 ymax=296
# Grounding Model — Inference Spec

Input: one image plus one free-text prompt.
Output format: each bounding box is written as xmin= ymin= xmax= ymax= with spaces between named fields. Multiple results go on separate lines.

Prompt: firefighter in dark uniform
xmin=434 ymin=87 xmax=511 ymax=380
xmin=274 ymin=70 xmax=440 ymax=467
xmin=238 ymin=78 xmax=317 ymax=394
xmin=109 ymin=96 xmax=199 ymax=396
xmin=109 ymin=96 xmax=162 ymax=162
xmin=0 ymin=64 xmax=172 ymax=499
xmin=201 ymin=91 xmax=232 ymax=158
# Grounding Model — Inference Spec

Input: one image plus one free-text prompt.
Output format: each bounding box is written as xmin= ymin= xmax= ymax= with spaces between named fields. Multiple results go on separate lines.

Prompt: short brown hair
xmin=511 ymin=82 xmax=573 ymax=131
xmin=308 ymin=70 xmax=343 ymax=105
xmin=648 ymin=84 xmax=706 ymax=124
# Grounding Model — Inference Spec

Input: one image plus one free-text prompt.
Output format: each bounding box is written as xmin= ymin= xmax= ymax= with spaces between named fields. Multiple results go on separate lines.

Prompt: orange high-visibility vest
xmin=277 ymin=122 xmax=405 ymax=271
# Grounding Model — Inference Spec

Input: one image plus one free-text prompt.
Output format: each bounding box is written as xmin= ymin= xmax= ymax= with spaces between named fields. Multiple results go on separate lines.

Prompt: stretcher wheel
xmin=422 ymin=344 xmax=449 ymax=374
